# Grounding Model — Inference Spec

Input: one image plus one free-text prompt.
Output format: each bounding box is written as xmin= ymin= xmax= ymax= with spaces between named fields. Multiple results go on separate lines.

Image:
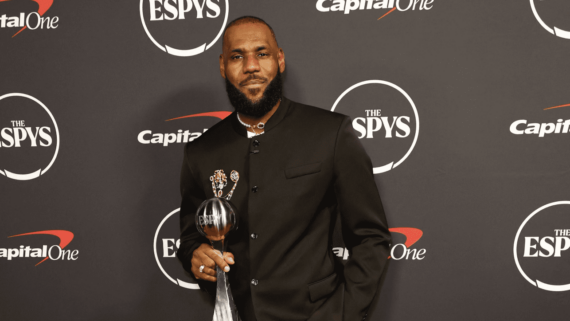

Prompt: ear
xmin=219 ymin=54 xmax=226 ymax=79
xmin=278 ymin=48 xmax=285 ymax=73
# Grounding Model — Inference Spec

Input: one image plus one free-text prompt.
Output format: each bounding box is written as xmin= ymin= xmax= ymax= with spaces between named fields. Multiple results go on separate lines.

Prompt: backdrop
xmin=1 ymin=0 xmax=569 ymax=320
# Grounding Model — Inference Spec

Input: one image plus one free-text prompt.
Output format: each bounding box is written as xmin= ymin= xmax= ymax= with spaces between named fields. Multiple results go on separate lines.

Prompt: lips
xmin=240 ymin=75 xmax=267 ymax=87
xmin=241 ymin=79 xmax=266 ymax=87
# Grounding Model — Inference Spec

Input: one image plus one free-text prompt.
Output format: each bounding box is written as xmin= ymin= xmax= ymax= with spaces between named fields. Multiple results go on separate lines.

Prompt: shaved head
xmin=222 ymin=16 xmax=278 ymax=49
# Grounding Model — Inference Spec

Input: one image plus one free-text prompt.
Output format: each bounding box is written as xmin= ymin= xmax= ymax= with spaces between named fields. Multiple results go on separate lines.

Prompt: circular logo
xmin=140 ymin=0 xmax=229 ymax=57
xmin=514 ymin=201 xmax=570 ymax=291
xmin=0 ymin=93 xmax=60 ymax=181
xmin=154 ymin=208 xmax=199 ymax=289
xmin=530 ymin=0 xmax=570 ymax=39
xmin=331 ymin=80 xmax=419 ymax=174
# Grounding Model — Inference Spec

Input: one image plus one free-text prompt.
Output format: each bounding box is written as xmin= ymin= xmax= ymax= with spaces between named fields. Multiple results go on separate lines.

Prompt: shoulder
xmin=286 ymin=98 xmax=348 ymax=131
xmin=183 ymin=113 xmax=235 ymax=153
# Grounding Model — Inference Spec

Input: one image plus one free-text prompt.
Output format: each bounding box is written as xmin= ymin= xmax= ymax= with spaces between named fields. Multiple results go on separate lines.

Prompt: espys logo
xmin=331 ymin=80 xmax=419 ymax=174
xmin=514 ymin=201 xmax=570 ymax=292
xmin=140 ymin=0 xmax=229 ymax=57
xmin=334 ymin=227 xmax=426 ymax=260
xmin=316 ymin=0 xmax=434 ymax=20
xmin=510 ymin=102 xmax=570 ymax=137
xmin=138 ymin=111 xmax=230 ymax=146
xmin=0 ymin=0 xmax=59 ymax=38
xmin=1 ymin=230 xmax=78 ymax=265
xmin=154 ymin=208 xmax=199 ymax=290
xmin=530 ymin=0 xmax=570 ymax=39
xmin=0 ymin=93 xmax=60 ymax=180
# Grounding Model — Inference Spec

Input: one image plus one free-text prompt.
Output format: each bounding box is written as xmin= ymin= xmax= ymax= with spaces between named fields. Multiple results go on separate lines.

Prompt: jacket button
xmin=250 ymin=233 xmax=258 ymax=239
xmin=251 ymin=186 xmax=258 ymax=193
xmin=253 ymin=140 xmax=260 ymax=147
xmin=251 ymin=279 xmax=258 ymax=286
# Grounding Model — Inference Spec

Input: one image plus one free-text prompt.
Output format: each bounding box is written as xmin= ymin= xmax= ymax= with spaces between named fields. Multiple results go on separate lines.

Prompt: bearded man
xmin=177 ymin=16 xmax=391 ymax=321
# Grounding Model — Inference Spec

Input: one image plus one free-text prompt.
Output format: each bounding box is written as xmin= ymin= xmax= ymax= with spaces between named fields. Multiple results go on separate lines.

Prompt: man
xmin=177 ymin=16 xmax=391 ymax=321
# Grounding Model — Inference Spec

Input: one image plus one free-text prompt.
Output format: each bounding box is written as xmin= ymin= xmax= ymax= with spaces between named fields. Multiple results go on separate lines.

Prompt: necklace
xmin=237 ymin=113 xmax=265 ymax=135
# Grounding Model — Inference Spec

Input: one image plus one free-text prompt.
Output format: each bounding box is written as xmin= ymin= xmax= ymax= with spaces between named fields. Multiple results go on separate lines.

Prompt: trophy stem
xmin=211 ymin=240 xmax=240 ymax=321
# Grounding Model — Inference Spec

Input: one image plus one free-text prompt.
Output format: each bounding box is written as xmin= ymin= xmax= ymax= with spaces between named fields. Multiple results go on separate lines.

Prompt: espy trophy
xmin=195 ymin=197 xmax=241 ymax=321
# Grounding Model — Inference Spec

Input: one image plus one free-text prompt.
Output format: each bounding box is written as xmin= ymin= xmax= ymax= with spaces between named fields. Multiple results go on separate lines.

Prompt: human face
xmin=220 ymin=23 xmax=285 ymax=104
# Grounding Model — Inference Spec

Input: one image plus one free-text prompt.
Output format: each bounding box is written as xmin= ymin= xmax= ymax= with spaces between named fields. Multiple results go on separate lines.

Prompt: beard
xmin=225 ymin=69 xmax=283 ymax=118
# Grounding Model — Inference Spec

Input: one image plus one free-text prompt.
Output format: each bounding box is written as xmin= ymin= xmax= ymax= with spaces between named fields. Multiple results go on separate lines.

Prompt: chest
xmin=191 ymin=127 xmax=337 ymax=230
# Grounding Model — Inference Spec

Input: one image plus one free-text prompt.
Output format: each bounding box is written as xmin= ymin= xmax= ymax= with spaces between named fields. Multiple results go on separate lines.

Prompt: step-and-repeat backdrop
xmin=1 ymin=0 xmax=569 ymax=320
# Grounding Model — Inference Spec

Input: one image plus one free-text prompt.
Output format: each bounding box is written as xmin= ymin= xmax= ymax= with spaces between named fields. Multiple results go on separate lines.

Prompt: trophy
xmin=196 ymin=197 xmax=240 ymax=321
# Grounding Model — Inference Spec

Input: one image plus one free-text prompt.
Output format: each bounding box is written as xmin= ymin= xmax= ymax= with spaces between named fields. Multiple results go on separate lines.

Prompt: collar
xmin=231 ymin=97 xmax=291 ymax=138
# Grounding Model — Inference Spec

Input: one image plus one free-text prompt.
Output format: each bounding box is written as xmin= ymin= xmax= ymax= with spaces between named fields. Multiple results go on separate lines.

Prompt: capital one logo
xmin=1 ymin=230 xmax=78 ymax=265
xmin=316 ymin=0 xmax=434 ymax=20
xmin=334 ymin=227 xmax=426 ymax=260
xmin=514 ymin=201 xmax=570 ymax=292
xmin=510 ymin=102 xmax=570 ymax=137
xmin=0 ymin=93 xmax=60 ymax=180
xmin=138 ymin=111 xmax=230 ymax=146
xmin=530 ymin=0 xmax=570 ymax=39
xmin=154 ymin=208 xmax=199 ymax=289
xmin=331 ymin=80 xmax=419 ymax=174
xmin=140 ymin=0 xmax=229 ymax=57
xmin=0 ymin=0 xmax=59 ymax=38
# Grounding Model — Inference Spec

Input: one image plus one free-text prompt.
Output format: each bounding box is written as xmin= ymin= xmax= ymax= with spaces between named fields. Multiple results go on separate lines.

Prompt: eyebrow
xmin=230 ymin=46 xmax=268 ymax=54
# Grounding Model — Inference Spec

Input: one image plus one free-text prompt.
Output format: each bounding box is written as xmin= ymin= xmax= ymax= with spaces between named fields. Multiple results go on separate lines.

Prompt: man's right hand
xmin=191 ymin=243 xmax=235 ymax=282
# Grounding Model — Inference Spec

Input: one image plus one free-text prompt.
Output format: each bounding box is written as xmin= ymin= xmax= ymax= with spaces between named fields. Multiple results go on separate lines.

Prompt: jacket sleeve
xmin=332 ymin=116 xmax=392 ymax=321
xmin=176 ymin=142 xmax=214 ymax=293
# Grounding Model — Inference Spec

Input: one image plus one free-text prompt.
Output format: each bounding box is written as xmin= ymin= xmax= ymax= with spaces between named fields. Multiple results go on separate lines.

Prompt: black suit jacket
xmin=177 ymin=97 xmax=391 ymax=321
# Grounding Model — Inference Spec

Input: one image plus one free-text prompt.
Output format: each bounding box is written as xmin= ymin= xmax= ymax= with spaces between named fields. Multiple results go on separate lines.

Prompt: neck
xmin=238 ymin=100 xmax=281 ymax=130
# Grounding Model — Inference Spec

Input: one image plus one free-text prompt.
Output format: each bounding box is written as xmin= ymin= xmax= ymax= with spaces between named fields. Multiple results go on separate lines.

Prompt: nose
xmin=243 ymin=54 xmax=261 ymax=73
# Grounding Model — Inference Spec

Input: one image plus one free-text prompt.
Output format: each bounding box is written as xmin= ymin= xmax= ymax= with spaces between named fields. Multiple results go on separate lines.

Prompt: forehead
xmin=223 ymin=23 xmax=276 ymax=51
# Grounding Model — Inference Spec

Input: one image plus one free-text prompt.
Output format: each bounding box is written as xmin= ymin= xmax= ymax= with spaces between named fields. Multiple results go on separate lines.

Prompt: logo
xmin=530 ymin=0 xmax=570 ymax=39
xmin=514 ymin=201 xmax=570 ymax=292
xmin=0 ymin=0 xmax=59 ymax=38
xmin=510 ymin=103 xmax=570 ymax=137
xmin=331 ymin=80 xmax=419 ymax=174
xmin=140 ymin=0 xmax=229 ymax=56
xmin=1 ymin=230 xmax=77 ymax=265
xmin=138 ymin=111 xmax=230 ymax=146
xmin=388 ymin=227 xmax=426 ymax=260
xmin=334 ymin=227 xmax=426 ymax=260
xmin=154 ymin=208 xmax=199 ymax=289
xmin=316 ymin=0 xmax=434 ymax=19
xmin=0 ymin=93 xmax=60 ymax=180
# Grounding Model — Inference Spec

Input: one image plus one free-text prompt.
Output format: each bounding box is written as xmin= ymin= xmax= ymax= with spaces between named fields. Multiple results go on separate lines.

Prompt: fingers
xmin=191 ymin=263 xmax=216 ymax=282
xmin=196 ymin=250 xmax=216 ymax=269
xmin=191 ymin=244 xmax=218 ymax=282
xmin=191 ymin=244 xmax=235 ymax=283
xmin=206 ymin=248 xmax=230 ymax=272
xmin=224 ymin=251 xmax=235 ymax=265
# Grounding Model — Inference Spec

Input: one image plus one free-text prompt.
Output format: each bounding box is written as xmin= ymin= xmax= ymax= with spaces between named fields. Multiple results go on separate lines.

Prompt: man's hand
xmin=191 ymin=243 xmax=235 ymax=282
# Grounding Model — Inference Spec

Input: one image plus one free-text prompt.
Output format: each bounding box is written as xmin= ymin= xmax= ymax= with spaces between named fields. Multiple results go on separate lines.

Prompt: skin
xmin=192 ymin=22 xmax=286 ymax=282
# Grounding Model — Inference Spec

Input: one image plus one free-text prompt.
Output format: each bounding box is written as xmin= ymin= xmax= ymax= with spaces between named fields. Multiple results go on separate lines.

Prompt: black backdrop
xmin=1 ymin=0 xmax=570 ymax=320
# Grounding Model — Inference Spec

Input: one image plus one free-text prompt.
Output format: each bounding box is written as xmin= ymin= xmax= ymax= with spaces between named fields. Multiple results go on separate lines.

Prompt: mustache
xmin=239 ymin=74 xmax=268 ymax=86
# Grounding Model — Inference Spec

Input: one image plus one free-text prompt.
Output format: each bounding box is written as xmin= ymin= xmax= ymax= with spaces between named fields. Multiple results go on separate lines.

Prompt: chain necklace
xmin=237 ymin=113 xmax=265 ymax=135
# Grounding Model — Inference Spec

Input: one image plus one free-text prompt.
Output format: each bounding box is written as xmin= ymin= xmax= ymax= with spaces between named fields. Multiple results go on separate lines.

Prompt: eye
xmin=258 ymin=53 xmax=268 ymax=57
xmin=231 ymin=55 xmax=243 ymax=60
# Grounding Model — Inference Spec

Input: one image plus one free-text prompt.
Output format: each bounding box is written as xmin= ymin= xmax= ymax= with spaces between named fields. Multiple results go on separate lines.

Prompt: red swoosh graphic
xmin=388 ymin=227 xmax=423 ymax=259
xmin=9 ymin=230 xmax=74 ymax=266
xmin=165 ymin=111 xmax=232 ymax=122
xmin=5 ymin=0 xmax=54 ymax=37
xmin=378 ymin=7 xmax=397 ymax=20
xmin=544 ymin=103 xmax=570 ymax=111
